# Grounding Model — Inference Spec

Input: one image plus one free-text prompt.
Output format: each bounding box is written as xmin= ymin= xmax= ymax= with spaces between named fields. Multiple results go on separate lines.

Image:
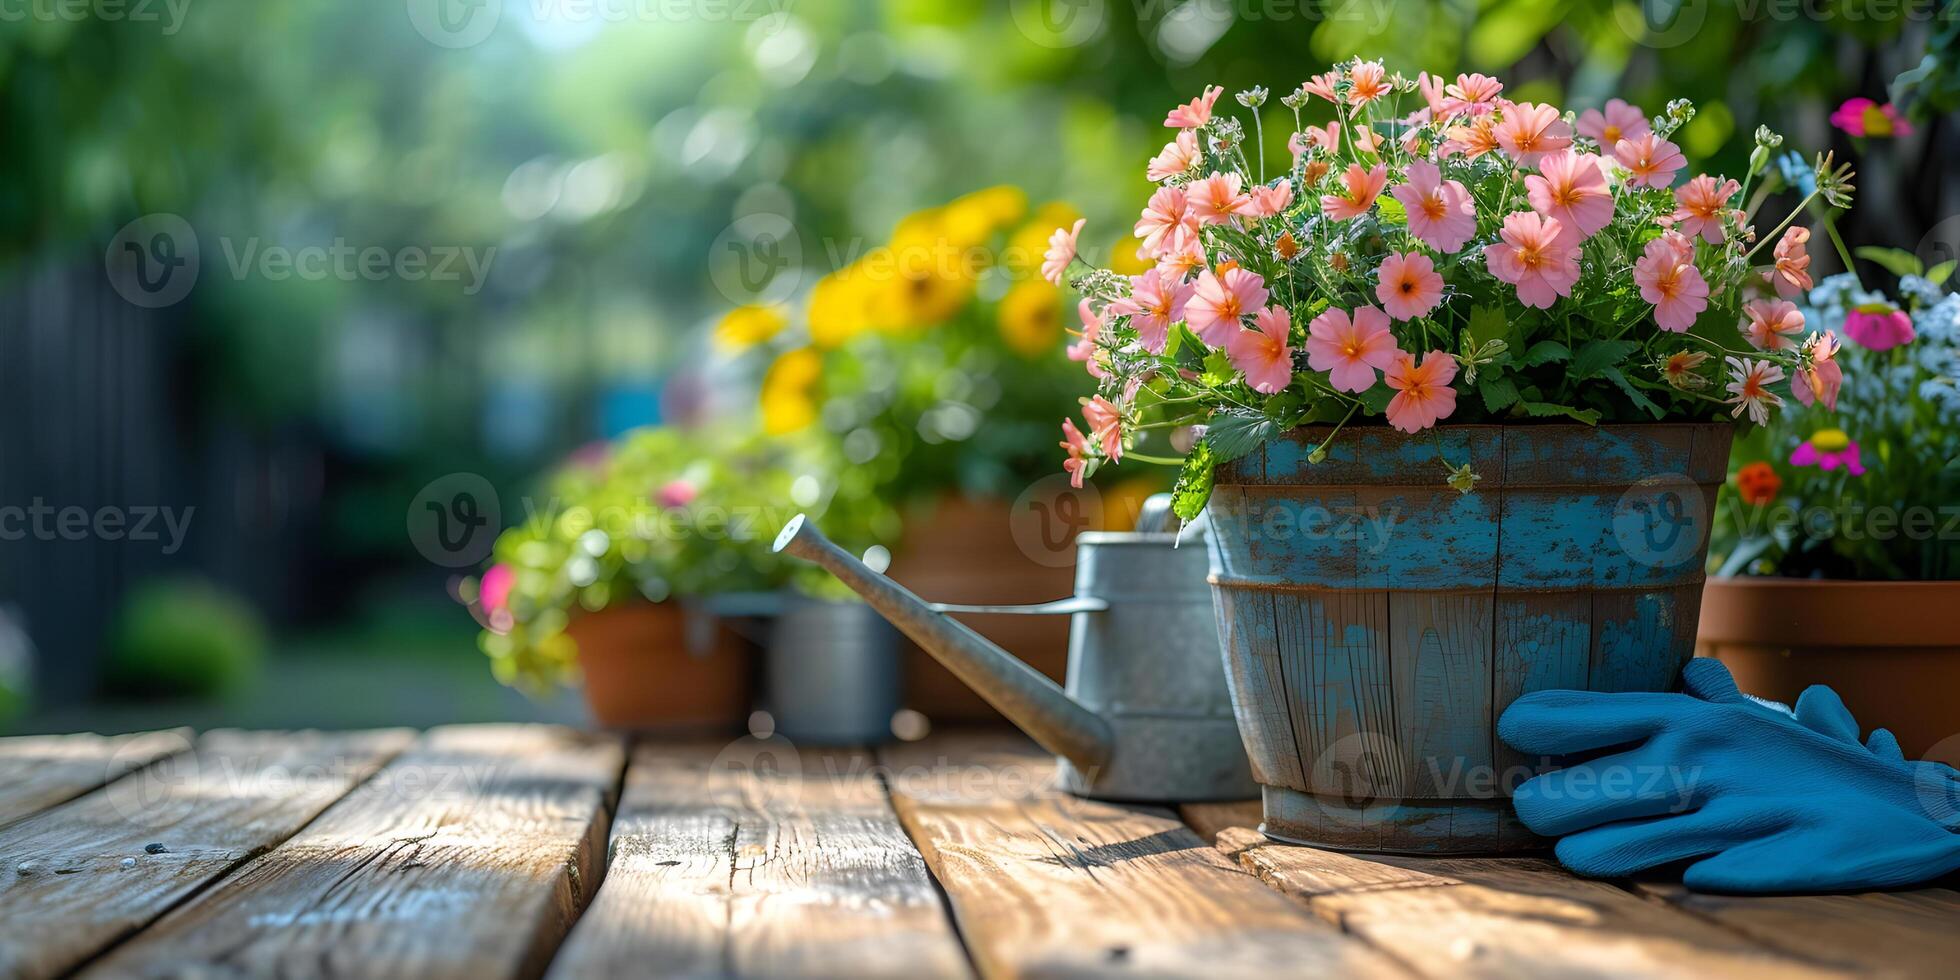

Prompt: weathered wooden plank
xmin=0 ymin=728 xmax=193 ymax=830
xmin=882 ymin=732 xmax=1407 ymax=978
xmin=1639 ymin=882 xmax=1960 ymax=979
xmin=1388 ymin=592 xmax=1493 ymax=801
xmin=0 ymin=729 xmax=412 ymax=980
xmin=78 ymin=725 xmax=623 ymax=980
xmin=547 ymin=739 xmax=971 ymax=979
xmin=1212 ymin=826 xmax=1848 ymax=979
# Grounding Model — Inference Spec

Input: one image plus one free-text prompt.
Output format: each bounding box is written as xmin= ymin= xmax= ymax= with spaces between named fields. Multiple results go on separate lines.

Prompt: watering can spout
xmin=773 ymin=514 xmax=1114 ymax=772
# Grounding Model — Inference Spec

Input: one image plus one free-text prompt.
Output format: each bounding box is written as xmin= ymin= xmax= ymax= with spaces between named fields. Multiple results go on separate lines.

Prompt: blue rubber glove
xmin=1500 ymin=659 xmax=1960 ymax=893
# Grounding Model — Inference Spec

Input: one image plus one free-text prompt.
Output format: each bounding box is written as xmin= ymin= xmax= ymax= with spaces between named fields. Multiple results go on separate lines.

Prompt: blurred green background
xmin=1 ymin=0 xmax=1953 ymax=731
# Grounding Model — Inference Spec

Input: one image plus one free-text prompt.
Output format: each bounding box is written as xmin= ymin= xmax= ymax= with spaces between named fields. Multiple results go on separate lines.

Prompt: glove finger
xmin=1498 ymin=691 xmax=1686 ymax=757
xmin=1793 ymin=685 xmax=1861 ymax=744
xmin=1511 ymin=744 xmax=1697 ymax=837
xmin=1680 ymin=658 xmax=1746 ymax=704
xmin=1674 ymin=829 xmax=1960 ymax=893
xmin=1865 ymin=728 xmax=1905 ymax=763
xmin=1555 ymin=799 xmax=1782 ymax=880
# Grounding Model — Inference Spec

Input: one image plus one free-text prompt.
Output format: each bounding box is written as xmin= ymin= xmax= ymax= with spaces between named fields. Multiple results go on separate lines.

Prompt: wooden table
xmin=1 ymin=726 xmax=1954 ymax=978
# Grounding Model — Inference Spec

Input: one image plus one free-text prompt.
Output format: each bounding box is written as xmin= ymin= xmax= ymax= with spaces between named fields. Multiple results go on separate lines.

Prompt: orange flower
xmin=1735 ymin=462 xmax=1782 ymax=507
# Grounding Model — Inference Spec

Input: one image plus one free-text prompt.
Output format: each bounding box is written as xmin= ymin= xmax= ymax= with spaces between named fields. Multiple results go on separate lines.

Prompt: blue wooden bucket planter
xmin=1206 ymin=423 xmax=1732 ymax=854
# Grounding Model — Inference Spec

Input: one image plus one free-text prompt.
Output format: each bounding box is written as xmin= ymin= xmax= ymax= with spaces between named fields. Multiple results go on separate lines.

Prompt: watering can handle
xmin=927 ymin=596 xmax=1109 ymax=616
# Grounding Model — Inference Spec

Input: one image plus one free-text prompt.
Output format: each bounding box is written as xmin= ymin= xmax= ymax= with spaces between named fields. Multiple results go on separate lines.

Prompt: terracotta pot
xmin=1698 ymin=577 xmax=1960 ymax=766
xmin=566 ymin=603 xmax=752 ymax=731
xmin=1209 ymin=423 xmax=1730 ymax=854
xmin=886 ymin=495 xmax=1076 ymax=724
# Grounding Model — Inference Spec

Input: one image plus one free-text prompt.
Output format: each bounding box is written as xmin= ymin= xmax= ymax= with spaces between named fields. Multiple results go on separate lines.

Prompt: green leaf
xmin=1203 ymin=409 xmax=1277 ymax=463
xmin=1466 ymin=304 xmax=1513 ymax=351
xmin=1570 ymin=339 xmax=1640 ymax=379
xmin=1601 ymin=366 xmax=1665 ymax=420
xmin=1930 ymin=260 xmax=1957 ymax=286
xmin=1855 ymin=246 xmax=1924 ymax=279
xmin=1521 ymin=340 xmax=1570 ymax=366
xmin=1478 ymin=375 xmax=1521 ymax=413
xmin=1520 ymin=401 xmax=1602 ymax=425
xmin=1357 ymin=385 xmax=1394 ymax=415
xmin=1200 ymin=349 xmax=1236 ymax=387
xmin=1171 ymin=442 xmax=1216 ymax=521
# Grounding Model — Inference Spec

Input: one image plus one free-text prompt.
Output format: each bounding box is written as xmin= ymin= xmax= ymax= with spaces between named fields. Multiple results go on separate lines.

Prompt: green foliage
xmin=1171 ymin=441 xmax=1216 ymax=522
xmin=105 ymin=579 xmax=266 ymax=699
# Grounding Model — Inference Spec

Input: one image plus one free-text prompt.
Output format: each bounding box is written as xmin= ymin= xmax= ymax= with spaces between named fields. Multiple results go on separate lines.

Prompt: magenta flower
xmin=1830 ymin=98 xmax=1913 ymax=138
xmin=480 ymin=564 xmax=515 ymax=616
xmin=1790 ymin=430 xmax=1865 ymax=476
xmin=1843 ymin=303 xmax=1916 ymax=351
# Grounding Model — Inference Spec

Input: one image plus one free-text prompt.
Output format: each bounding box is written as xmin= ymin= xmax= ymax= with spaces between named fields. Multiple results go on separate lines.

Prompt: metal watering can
xmin=772 ymin=503 xmax=1255 ymax=802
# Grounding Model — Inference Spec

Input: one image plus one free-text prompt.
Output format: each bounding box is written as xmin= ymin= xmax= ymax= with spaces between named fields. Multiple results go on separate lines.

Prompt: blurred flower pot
xmin=886 ymin=495 xmax=1076 ymax=724
xmin=1207 ymin=424 xmax=1730 ymax=854
xmin=763 ymin=599 xmax=900 ymax=744
xmin=1698 ymin=577 xmax=1960 ymax=767
xmin=567 ymin=603 xmax=752 ymax=731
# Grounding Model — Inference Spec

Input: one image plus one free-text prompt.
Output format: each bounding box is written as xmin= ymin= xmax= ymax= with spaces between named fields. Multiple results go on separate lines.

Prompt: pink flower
xmin=1391 ymin=160 xmax=1476 ymax=252
xmin=657 ymin=479 xmax=698 ymax=509
xmin=1830 ymin=97 xmax=1914 ymax=138
xmin=1154 ymin=226 xmax=1207 ymax=282
xmin=1384 ymin=350 xmax=1459 ymax=434
xmin=1108 ymin=268 xmax=1193 ymax=354
xmin=1320 ymin=163 xmax=1387 ymax=220
xmin=1305 ymin=305 xmax=1400 ymax=393
xmin=1147 ymin=130 xmax=1200 ymax=181
xmin=1792 ymin=435 xmax=1865 ymax=475
xmin=1416 ymin=72 xmax=1448 ymax=116
xmin=1376 ymin=252 xmax=1444 ymax=321
xmin=1793 ymin=333 xmax=1843 ymax=411
xmin=1302 ymin=72 xmax=1340 ymax=103
xmin=1067 ymin=300 xmax=1107 ymax=378
xmin=1060 ymin=419 xmax=1091 ymax=488
xmin=1082 ymin=396 xmax=1123 ymax=462
xmin=1769 ymin=225 xmax=1813 ymax=299
xmin=1525 ymin=151 xmax=1614 ymax=242
xmin=1135 ymin=186 xmax=1194 ymax=254
xmin=1185 ymin=267 xmax=1269 ymax=347
xmin=1441 ymin=114 xmax=1501 ymax=159
xmin=1228 ymin=306 xmax=1296 ymax=394
xmin=1347 ymin=60 xmax=1391 ymax=111
xmin=1741 ymin=299 xmax=1804 ymax=352
xmin=1245 ymin=179 xmax=1294 ymax=218
xmin=1614 ymin=132 xmax=1686 ymax=189
xmin=1576 ymin=99 xmax=1649 ymax=148
xmin=1190 ymin=172 xmax=1257 ymax=225
xmin=1165 ymin=85 xmax=1224 ymax=129
xmin=1485 ymin=211 xmax=1580 ymax=309
xmin=1672 ymin=175 xmax=1741 ymax=244
xmin=1041 ymin=219 xmax=1085 ymax=286
xmin=1843 ymin=303 xmax=1917 ymax=351
xmin=1494 ymin=102 xmax=1572 ymax=167
xmin=1295 ymin=120 xmax=1340 ymax=154
xmin=480 ymin=563 xmax=515 ymax=615
xmin=1440 ymin=73 xmax=1504 ymax=118
xmin=1634 ymin=236 xmax=1710 ymax=332
xmin=1725 ymin=356 xmax=1786 ymax=426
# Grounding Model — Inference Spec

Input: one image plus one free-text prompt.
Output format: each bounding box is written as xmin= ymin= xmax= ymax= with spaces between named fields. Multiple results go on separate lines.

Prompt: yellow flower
xmin=942 ymin=185 xmax=1027 ymax=247
xmin=714 ymin=304 xmax=787 ymax=351
xmin=998 ymin=280 xmax=1064 ymax=357
xmin=808 ymin=268 xmax=876 ymax=348
xmin=1108 ymin=234 xmax=1153 ymax=276
xmin=760 ymin=347 xmax=823 ymax=434
xmin=1007 ymin=202 xmax=1082 ymax=277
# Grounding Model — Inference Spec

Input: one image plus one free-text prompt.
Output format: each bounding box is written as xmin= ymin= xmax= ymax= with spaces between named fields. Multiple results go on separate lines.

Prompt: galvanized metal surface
xmin=1207 ymin=423 xmax=1732 ymax=853
xmin=775 ymin=514 xmax=1255 ymax=802
xmin=764 ymin=600 xmax=901 ymax=745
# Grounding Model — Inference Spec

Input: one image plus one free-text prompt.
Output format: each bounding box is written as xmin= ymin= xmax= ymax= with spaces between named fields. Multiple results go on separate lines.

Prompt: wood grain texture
xmin=1214 ymin=827 xmax=1849 ymax=979
xmin=881 ymin=732 xmax=1407 ymax=979
xmin=0 ymin=728 xmax=412 ymax=980
xmin=0 ymin=728 xmax=193 ymax=830
xmin=547 ymin=739 xmax=971 ymax=980
xmin=1639 ymin=882 xmax=1960 ymax=978
xmin=78 ymin=725 xmax=622 ymax=980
